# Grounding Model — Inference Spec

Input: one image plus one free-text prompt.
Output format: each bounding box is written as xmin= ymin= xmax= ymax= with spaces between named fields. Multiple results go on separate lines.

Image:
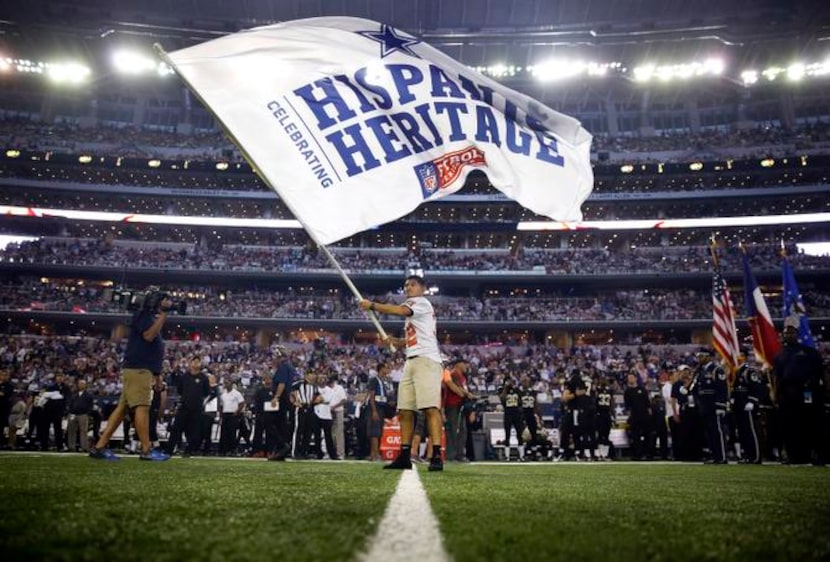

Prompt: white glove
xmin=744 ymin=402 xmax=755 ymax=412
xmin=679 ymin=387 xmax=688 ymax=395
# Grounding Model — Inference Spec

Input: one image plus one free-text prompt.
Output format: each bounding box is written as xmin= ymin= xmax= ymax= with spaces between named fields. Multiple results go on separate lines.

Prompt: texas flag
xmin=740 ymin=249 xmax=782 ymax=367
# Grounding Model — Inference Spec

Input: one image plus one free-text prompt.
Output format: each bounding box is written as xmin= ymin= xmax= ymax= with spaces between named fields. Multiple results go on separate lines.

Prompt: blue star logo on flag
xmin=357 ymin=24 xmax=421 ymax=59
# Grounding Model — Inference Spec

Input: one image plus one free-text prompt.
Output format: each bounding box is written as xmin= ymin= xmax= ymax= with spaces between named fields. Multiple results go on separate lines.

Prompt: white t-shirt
xmin=402 ymin=296 xmax=442 ymax=363
xmin=328 ymin=383 xmax=347 ymax=413
xmin=315 ymin=385 xmax=333 ymax=420
xmin=220 ymin=388 xmax=245 ymax=414
xmin=662 ymin=381 xmax=677 ymax=418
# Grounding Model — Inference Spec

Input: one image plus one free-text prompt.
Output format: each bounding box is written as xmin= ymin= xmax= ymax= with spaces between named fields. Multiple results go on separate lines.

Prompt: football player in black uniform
xmin=595 ymin=377 xmax=615 ymax=460
xmin=499 ymin=376 xmax=524 ymax=459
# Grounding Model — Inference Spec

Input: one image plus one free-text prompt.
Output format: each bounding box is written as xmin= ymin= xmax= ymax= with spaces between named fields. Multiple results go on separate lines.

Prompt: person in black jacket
xmin=773 ymin=316 xmax=826 ymax=465
xmin=67 ymin=379 xmax=94 ymax=452
xmin=624 ymin=372 xmax=652 ymax=460
xmin=40 ymin=372 xmax=70 ymax=451
xmin=166 ymin=356 xmax=210 ymax=456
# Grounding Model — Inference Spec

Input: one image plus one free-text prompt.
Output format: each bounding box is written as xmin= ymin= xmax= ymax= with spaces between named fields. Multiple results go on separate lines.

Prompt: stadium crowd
xmin=3 ymin=117 xmax=829 ymax=163
xmin=2 ymin=239 xmax=828 ymax=274
xmin=2 ymin=280 xmax=830 ymax=322
xmin=1 ymin=334 xmax=826 ymax=464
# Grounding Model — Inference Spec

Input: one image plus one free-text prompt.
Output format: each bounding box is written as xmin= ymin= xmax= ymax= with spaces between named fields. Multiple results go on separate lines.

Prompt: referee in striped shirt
xmin=293 ymin=366 xmax=322 ymax=459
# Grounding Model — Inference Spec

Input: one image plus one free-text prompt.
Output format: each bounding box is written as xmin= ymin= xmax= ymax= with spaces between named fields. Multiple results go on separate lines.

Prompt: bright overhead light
xmin=112 ymin=50 xmax=157 ymax=75
xmin=787 ymin=63 xmax=806 ymax=81
xmin=741 ymin=70 xmax=759 ymax=86
xmin=46 ymin=62 xmax=91 ymax=85
xmin=632 ymin=58 xmax=725 ymax=83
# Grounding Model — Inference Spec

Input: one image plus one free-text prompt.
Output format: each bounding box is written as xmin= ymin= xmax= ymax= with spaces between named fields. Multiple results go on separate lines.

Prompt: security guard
xmin=731 ymin=351 xmax=764 ymax=464
xmin=693 ymin=348 xmax=729 ymax=464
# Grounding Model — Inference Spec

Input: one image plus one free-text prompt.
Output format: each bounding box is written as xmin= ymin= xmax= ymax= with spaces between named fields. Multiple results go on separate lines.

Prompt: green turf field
xmin=0 ymin=454 xmax=828 ymax=562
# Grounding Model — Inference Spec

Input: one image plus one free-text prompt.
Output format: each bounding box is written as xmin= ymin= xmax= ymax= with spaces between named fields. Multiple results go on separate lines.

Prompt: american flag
xmin=712 ymin=269 xmax=740 ymax=374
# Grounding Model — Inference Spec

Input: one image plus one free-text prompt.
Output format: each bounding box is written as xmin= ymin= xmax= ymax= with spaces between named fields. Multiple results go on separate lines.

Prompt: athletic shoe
xmin=383 ymin=456 xmax=413 ymax=470
xmin=428 ymin=457 xmax=444 ymax=472
xmin=139 ymin=449 xmax=170 ymax=462
xmin=411 ymin=456 xmax=426 ymax=464
xmin=89 ymin=448 xmax=120 ymax=461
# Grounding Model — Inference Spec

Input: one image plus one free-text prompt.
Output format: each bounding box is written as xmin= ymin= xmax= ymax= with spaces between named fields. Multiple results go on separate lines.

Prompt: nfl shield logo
xmin=414 ymin=162 xmax=439 ymax=198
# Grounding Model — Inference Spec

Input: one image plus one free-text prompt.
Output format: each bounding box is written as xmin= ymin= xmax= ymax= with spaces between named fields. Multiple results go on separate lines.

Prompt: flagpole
xmin=153 ymin=44 xmax=391 ymax=340
xmin=708 ymin=235 xmax=720 ymax=269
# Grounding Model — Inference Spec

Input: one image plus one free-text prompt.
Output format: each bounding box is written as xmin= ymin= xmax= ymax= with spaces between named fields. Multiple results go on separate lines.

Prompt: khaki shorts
xmin=397 ymin=356 xmax=442 ymax=411
xmin=118 ymin=368 xmax=153 ymax=408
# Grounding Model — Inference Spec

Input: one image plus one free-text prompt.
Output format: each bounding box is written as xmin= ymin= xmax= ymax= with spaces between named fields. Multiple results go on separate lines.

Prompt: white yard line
xmin=358 ymin=467 xmax=451 ymax=562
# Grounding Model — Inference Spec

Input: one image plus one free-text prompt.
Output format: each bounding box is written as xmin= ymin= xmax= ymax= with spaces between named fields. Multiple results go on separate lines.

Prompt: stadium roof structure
xmin=1 ymin=0 xmax=828 ymax=75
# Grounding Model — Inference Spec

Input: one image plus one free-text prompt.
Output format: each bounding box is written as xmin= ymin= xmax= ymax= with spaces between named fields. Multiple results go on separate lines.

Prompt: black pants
xmin=200 ymin=414 xmax=216 ymax=454
xmin=149 ymin=405 xmax=160 ymax=442
xmin=252 ymin=413 xmax=266 ymax=452
xmin=653 ymin=415 xmax=669 ymax=459
xmin=265 ymin=410 xmax=291 ymax=455
xmin=559 ymin=410 xmax=574 ymax=457
xmin=295 ymin=407 xmax=316 ymax=457
xmin=678 ymin=407 xmax=703 ymax=461
xmin=39 ymin=409 xmax=64 ymax=450
xmin=735 ymin=409 xmax=760 ymax=462
xmin=316 ymin=417 xmax=337 ymax=459
xmin=627 ymin=416 xmax=652 ymax=459
xmin=0 ymin=407 xmax=9 ymax=443
xmin=575 ymin=408 xmax=597 ymax=455
xmin=219 ymin=413 xmax=240 ymax=455
xmin=503 ymin=411 xmax=524 ymax=445
xmin=668 ymin=417 xmax=680 ymax=459
xmin=167 ymin=408 xmax=202 ymax=454
xmin=702 ymin=409 xmax=727 ymax=462
xmin=522 ymin=410 xmax=538 ymax=441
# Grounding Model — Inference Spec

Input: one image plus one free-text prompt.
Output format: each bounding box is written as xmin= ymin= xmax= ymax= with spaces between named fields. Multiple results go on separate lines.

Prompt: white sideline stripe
xmin=358 ymin=467 xmax=450 ymax=562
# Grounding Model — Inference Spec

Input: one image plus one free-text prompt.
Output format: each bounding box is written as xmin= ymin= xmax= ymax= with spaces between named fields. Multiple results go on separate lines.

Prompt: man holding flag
xmin=160 ymin=17 xmax=595 ymax=474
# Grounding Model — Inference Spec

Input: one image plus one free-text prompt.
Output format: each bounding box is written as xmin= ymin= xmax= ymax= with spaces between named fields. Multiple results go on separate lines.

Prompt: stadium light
xmin=112 ymin=50 xmax=158 ymax=75
xmin=787 ymin=63 xmax=806 ymax=81
xmin=1 ymin=205 xmax=826 ymax=234
xmin=527 ymin=60 xmax=621 ymax=82
xmin=741 ymin=70 xmax=759 ymax=86
xmin=46 ymin=62 xmax=91 ymax=85
xmin=632 ymin=58 xmax=724 ymax=83
xmin=474 ymin=63 xmax=518 ymax=78
xmin=0 ymin=58 xmax=11 ymax=73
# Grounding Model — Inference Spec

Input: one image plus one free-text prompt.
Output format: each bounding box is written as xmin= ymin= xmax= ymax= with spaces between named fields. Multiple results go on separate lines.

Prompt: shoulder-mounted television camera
xmin=109 ymin=286 xmax=187 ymax=315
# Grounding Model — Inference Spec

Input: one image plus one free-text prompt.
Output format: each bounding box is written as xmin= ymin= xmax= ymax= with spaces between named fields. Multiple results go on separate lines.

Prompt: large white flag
xmin=167 ymin=17 xmax=594 ymax=245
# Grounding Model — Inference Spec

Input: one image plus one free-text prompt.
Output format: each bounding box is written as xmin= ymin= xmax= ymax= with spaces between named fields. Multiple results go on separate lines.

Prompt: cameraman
xmin=89 ymin=288 xmax=171 ymax=461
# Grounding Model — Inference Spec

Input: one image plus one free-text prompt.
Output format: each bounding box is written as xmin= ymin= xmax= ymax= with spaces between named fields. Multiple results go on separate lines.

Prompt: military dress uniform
xmin=731 ymin=363 xmax=764 ymax=463
xmin=694 ymin=361 xmax=729 ymax=464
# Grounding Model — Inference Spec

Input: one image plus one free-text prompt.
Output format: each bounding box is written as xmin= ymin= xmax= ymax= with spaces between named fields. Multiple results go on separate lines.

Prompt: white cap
xmin=783 ymin=315 xmax=800 ymax=330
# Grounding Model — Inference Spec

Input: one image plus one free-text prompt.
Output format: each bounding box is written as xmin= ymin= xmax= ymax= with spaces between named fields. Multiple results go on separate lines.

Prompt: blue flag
xmin=781 ymin=255 xmax=816 ymax=348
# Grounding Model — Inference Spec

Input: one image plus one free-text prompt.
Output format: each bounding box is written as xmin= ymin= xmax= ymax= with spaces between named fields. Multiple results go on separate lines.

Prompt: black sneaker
xmin=428 ymin=457 xmax=444 ymax=472
xmin=383 ymin=456 xmax=413 ymax=470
